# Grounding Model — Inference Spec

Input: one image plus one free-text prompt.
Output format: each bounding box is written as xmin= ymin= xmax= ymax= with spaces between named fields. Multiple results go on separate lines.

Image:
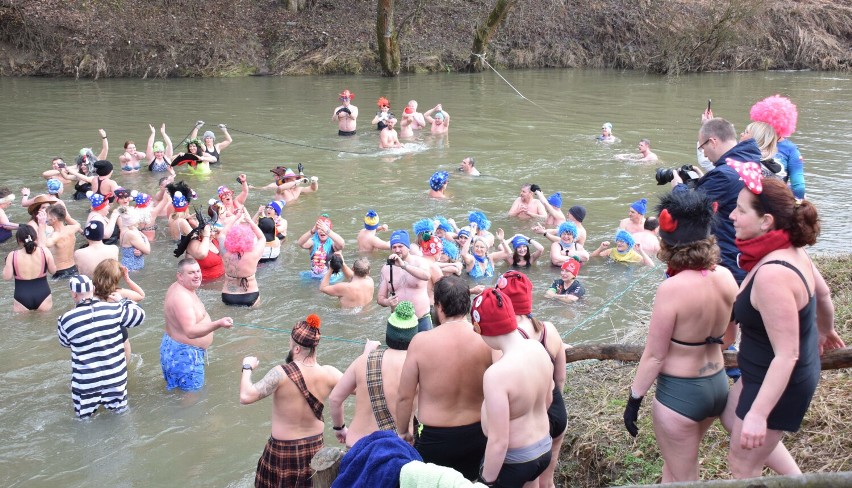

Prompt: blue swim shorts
xmin=160 ymin=333 xmax=206 ymax=392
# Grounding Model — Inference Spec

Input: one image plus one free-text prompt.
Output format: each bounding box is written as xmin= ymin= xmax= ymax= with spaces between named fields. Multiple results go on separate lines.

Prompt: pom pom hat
xmin=292 ymin=314 xmax=322 ymax=348
xmin=630 ymin=198 xmax=648 ymax=215
xmin=749 ymin=95 xmax=797 ymax=138
xmin=386 ymin=301 xmax=418 ymax=349
xmin=496 ymin=270 xmax=533 ymax=316
xmin=656 ymin=190 xmax=716 ymax=247
xmin=84 ymin=221 xmax=105 ymax=241
xmin=172 ymin=191 xmax=189 ymax=212
xmin=547 ymin=192 xmax=562 ymax=209
xmin=364 ymin=210 xmax=380 ymax=230
xmin=470 ymin=288 xmax=517 ymax=337
xmin=88 ymin=191 xmax=108 ymax=211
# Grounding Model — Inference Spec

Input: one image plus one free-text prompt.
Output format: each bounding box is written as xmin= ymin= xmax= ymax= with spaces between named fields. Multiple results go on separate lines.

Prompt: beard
xmin=285 ymin=350 xmax=294 ymax=364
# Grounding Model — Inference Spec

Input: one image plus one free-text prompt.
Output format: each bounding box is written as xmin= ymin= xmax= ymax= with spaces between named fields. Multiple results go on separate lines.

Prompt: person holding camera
xmin=319 ymin=255 xmax=374 ymax=308
xmin=671 ymin=111 xmax=761 ymax=283
xmin=508 ymin=184 xmax=547 ymax=221
xmin=253 ymin=165 xmax=319 ymax=205
xmin=377 ymin=230 xmax=435 ymax=332
xmin=332 ymin=89 xmax=359 ymax=136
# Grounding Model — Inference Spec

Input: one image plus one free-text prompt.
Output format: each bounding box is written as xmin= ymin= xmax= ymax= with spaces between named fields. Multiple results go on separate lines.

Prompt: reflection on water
xmin=0 ymin=70 xmax=849 ymax=486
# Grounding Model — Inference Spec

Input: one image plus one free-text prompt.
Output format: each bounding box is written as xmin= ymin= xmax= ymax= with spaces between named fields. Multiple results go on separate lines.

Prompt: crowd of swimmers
xmin=0 ymin=91 xmax=845 ymax=487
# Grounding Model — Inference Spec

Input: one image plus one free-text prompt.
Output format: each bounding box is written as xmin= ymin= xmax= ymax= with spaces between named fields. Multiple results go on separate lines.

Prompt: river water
xmin=0 ymin=70 xmax=849 ymax=487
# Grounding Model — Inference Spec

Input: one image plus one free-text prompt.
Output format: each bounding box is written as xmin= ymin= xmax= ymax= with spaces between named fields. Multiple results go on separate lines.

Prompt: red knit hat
xmin=561 ymin=259 xmax=582 ymax=277
xmin=471 ymin=288 xmax=517 ymax=337
xmin=496 ymin=270 xmax=532 ymax=316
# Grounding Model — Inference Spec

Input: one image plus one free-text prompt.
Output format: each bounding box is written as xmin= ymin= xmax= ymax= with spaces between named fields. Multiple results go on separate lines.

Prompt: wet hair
xmin=747 ymin=178 xmax=820 ymax=247
xmin=92 ymin=259 xmax=122 ymax=300
xmin=465 ymin=157 xmax=475 ymax=167
xmin=434 ymin=275 xmax=471 ymax=318
xmin=16 ymin=225 xmax=38 ymax=253
xmin=0 ymin=187 xmax=11 ymax=199
xmin=745 ymin=121 xmax=778 ymax=160
xmin=700 ymin=118 xmax=737 ymax=143
xmin=48 ymin=205 xmax=66 ymax=221
xmin=224 ymin=223 xmax=255 ymax=255
xmin=639 ymin=138 xmax=651 ymax=147
xmin=328 ymin=254 xmax=343 ymax=274
xmin=643 ymin=216 xmax=659 ymax=231
xmin=353 ymin=257 xmax=370 ymax=277
xmin=658 ymin=235 xmax=719 ymax=271
xmin=123 ymin=140 xmax=135 ymax=150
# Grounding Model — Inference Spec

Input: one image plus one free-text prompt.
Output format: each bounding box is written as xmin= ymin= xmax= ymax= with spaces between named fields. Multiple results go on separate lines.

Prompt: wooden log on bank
xmin=310 ymin=447 xmax=345 ymax=488
xmin=565 ymin=345 xmax=852 ymax=370
xmin=618 ymin=470 xmax=852 ymax=487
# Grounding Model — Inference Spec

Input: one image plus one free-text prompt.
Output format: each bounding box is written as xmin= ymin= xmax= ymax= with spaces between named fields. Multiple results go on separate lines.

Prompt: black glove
xmin=297 ymin=163 xmax=304 ymax=174
xmin=530 ymin=184 xmax=541 ymax=193
xmin=623 ymin=390 xmax=643 ymax=437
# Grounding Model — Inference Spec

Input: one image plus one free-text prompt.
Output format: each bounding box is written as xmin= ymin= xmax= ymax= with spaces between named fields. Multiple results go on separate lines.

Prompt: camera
xmin=386 ymin=257 xmax=396 ymax=266
xmin=655 ymin=165 xmax=700 ymax=188
xmin=529 ymin=184 xmax=541 ymax=193
xmin=57 ymin=162 xmax=66 ymax=168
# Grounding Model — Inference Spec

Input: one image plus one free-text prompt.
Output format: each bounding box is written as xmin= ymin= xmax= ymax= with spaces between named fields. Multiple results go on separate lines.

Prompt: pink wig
xmin=224 ymin=223 xmax=256 ymax=254
xmin=750 ymin=95 xmax=797 ymax=138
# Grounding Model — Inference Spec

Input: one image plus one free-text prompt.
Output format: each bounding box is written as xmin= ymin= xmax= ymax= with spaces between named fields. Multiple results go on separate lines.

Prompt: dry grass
xmin=554 ymin=254 xmax=852 ymax=486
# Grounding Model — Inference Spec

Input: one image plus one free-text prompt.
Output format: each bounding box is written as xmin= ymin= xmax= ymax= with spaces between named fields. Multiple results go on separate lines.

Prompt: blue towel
xmin=332 ymin=430 xmax=423 ymax=488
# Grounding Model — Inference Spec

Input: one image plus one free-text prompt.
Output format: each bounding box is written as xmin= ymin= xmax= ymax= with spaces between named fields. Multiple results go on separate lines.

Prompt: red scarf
xmin=735 ymin=229 xmax=792 ymax=272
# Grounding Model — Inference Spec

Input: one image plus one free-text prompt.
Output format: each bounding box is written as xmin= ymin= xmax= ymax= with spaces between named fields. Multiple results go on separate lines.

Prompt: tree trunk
xmin=376 ymin=0 xmax=401 ymax=76
xmin=466 ymin=0 xmax=518 ymax=72
xmin=283 ymin=0 xmax=309 ymax=13
xmin=565 ymin=344 xmax=852 ymax=370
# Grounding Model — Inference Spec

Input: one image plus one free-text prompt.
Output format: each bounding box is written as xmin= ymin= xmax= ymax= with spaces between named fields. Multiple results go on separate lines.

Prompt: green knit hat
xmin=386 ymin=301 xmax=418 ymax=349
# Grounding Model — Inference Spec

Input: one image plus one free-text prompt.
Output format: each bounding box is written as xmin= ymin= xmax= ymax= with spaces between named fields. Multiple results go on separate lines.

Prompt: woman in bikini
xmin=119 ymin=140 xmax=146 ymax=173
xmin=221 ymin=210 xmax=265 ymax=306
xmin=118 ymin=211 xmax=150 ymax=271
xmin=624 ymin=190 xmax=738 ymax=482
xmin=3 ymin=214 xmax=57 ymax=312
xmin=189 ymin=121 xmax=233 ymax=165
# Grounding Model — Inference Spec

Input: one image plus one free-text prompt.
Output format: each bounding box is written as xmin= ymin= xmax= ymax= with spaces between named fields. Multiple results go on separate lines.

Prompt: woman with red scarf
xmin=723 ymin=162 xmax=845 ymax=478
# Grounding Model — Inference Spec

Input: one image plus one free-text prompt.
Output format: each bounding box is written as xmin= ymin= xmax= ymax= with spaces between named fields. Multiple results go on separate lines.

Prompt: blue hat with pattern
xmin=87 ymin=191 xmax=107 ymax=211
xmin=172 ymin=191 xmax=189 ymax=211
xmin=132 ymin=190 xmax=151 ymax=207
xmin=47 ymin=178 xmax=63 ymax=194
xmin=429 ymin=171 xmax=449 ymax=191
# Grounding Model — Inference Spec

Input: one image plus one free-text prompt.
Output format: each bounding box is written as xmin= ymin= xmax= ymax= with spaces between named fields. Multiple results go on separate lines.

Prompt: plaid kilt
xmin=255 ymin=433 xmax=324 ymax=488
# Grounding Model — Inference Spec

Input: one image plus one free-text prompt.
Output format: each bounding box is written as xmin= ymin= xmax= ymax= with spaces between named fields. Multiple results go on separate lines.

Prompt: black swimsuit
xmin=733 ymin=260 xmax=820 ymax=432
xmin=12 ymin=248 xmax=51 ymax=310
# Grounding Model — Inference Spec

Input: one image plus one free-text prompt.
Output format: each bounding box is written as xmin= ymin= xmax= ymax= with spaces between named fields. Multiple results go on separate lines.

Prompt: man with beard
xmin=240 ymin=314 xmax=343 ymax=488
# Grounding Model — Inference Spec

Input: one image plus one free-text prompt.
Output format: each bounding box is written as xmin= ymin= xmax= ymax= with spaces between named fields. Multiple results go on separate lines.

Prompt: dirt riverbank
xmin=0 ymin=0 xmax=849 ymax=78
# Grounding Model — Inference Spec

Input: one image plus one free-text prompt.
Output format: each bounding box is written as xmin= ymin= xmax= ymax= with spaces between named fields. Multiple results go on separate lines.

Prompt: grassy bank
xmin=555 ymin=254 xmax=852 ymax=486
xmin=0 ymin=0 xmax=849 ymax=77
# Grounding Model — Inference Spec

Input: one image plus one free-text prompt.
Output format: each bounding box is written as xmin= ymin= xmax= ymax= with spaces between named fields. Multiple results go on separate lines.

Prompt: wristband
xmin=102 ymin=136 xmax=107 ymax=139
xmin=476 ymin=474 xmax=496 ymax=487
xmin=332 ymin=424 xmax=345 ymax=431
xmin=242 ymin=363 xmax=253 ymax=371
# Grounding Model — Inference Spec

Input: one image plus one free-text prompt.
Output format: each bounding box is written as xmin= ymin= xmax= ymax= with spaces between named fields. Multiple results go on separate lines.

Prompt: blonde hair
xmin=745 ymin=121 xmax=778 ymax=160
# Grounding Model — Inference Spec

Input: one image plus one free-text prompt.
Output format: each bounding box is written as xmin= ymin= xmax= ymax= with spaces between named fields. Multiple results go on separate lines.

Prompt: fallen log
xmin=618 ymin=470 xmax=852 ymax=487
xmin=565 ymin=345 xmax=852 ymax=370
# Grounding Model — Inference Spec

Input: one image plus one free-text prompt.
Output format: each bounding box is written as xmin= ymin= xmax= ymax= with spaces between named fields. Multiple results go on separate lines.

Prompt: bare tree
xmin=466 ymin=0 xmax=518 ymax=72
xmin=376 ymin=0 xmax=424 ymax=77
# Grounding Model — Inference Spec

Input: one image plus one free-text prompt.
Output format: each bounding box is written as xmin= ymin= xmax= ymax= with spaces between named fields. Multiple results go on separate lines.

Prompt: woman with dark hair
xmin=174 ymin=209 xmax=224 ymax=282
xmin=3 ymin=215 xmax=57 ymax=311
xmin=92 ymin=258 xmax=145 ymax=362
xmin=623 ymin=189 xmax=738 ymax=482
xmin=495 ymin=233 xmax=544 ymax=268
xmin=722 ymin=162 xmax=844 ymax=478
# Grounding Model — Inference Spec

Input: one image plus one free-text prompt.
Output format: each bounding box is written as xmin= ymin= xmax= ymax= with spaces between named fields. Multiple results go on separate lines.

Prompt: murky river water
xmin=0 ymin=70 xmax=849 ymax=487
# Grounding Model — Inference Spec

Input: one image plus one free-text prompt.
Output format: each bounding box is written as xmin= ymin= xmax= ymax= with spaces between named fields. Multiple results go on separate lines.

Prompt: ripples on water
xmin=0 ymin=71 xmax=849 ymax=486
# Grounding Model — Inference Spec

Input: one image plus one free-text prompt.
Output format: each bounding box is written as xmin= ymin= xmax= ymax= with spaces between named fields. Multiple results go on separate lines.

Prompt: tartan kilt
xmin=255 ymin=433 xmax=324 ymax=488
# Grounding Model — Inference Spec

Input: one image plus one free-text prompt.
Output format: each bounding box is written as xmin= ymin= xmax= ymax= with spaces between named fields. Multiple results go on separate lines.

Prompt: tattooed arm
xmin=239 ymin=356 xmax=283 ymax=404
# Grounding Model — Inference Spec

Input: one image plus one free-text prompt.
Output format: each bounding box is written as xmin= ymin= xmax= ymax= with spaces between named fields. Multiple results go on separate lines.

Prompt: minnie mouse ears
xmin=726 ymin=159 xmax=763 ymax=194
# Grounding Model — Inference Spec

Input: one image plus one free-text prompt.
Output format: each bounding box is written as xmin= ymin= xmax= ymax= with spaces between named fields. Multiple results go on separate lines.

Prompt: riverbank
xmin=1 ymin=0 xmax=850 ymax=78
xmin=555 ymin=254 xmax=852 ymax=486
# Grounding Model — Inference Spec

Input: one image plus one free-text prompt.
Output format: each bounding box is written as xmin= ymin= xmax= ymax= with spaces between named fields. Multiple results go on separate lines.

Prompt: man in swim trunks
xmin=42 ymin=205 xmax=81 ymax=280
xmin=57 ymin=275 xmax=146 ymax=418
xmin=508 ymin=184 xmax=547 ymax=220
xmin=162 ymin=258 xmax=233 ymax=392
xmin=356 ymin=209 xmax=390 ymax=252
xmin=74 ymin=221 xmax=119 ymax=278
xmin=396 ymin=275 xmax=493 ymax=480
xmin=319 ymin=256 xmax=374 ymax=308
xmin=637 ymin=138 xmax=659 ymax=162
xmin=332 ymin=89 xmax=358 ymax=136
xmin=458 ymin=156 xmax=481 ymax=176
xmin=329 ymin=302 xmax=418 ymax=447
xmin=377 ymin=230 xmax=435 ymax=332
xmin=470 ymin=288 xmax=554 ymax=487
xmin=240 ymin=314 xmax=342 ymax=488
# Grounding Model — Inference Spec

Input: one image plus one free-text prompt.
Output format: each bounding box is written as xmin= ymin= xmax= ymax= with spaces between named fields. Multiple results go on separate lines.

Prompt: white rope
xmin=472 ymin=53 xmax=549 ymax=112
